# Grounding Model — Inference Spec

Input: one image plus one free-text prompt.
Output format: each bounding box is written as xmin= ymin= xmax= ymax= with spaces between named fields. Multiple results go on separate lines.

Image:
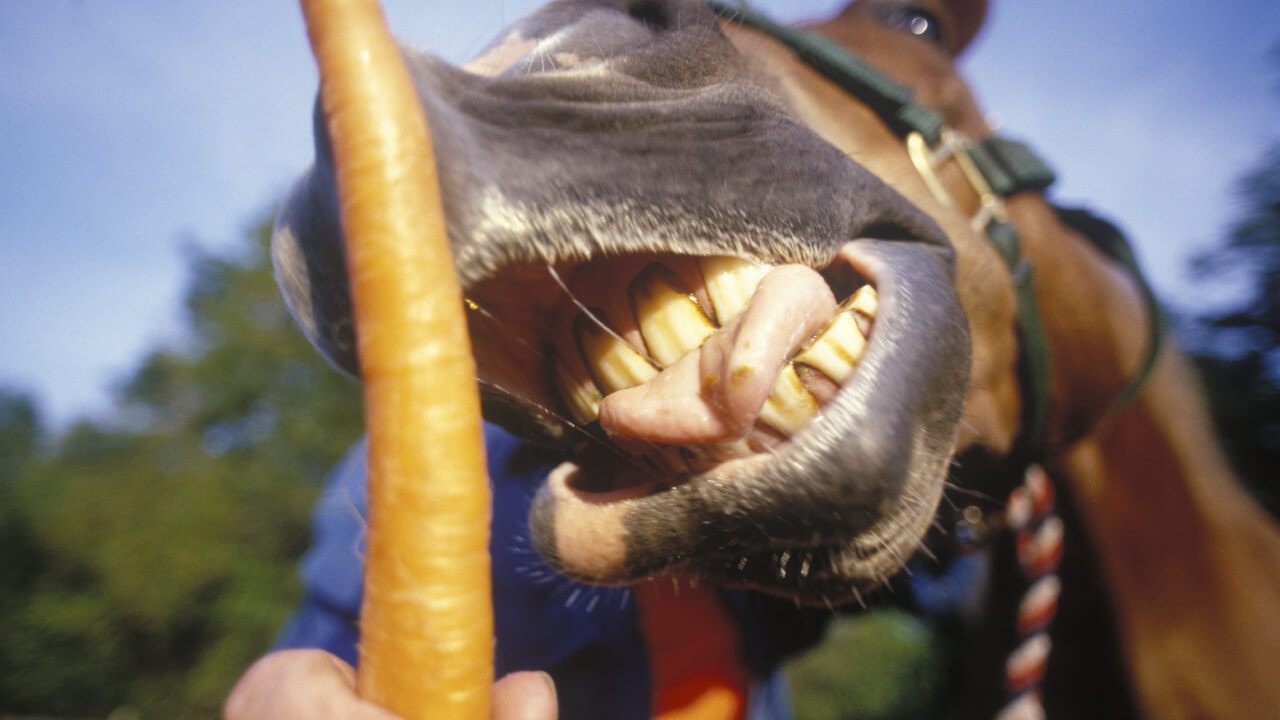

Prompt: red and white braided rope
xmin=997 ymin=464 xmax=1063 ymax=720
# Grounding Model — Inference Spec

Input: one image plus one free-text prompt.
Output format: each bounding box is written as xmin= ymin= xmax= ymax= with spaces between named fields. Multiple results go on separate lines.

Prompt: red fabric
xmin=635 ymin=579 xmax=749 ymax=720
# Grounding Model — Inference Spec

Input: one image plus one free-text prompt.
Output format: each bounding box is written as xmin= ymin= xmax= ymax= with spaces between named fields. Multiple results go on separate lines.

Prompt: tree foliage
xmin=1186 ymin=130 xmax=1280 ymax=514
xmin=0 ymin=216 xmax=363 ymax=718
xmin=787 ymin=611 xmax=942 ymax=720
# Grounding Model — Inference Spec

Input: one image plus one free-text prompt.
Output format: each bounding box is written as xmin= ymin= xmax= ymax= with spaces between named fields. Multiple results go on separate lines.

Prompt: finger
xmin=492 ymin=671 xmax=558 ymax=720
xmin=224 ymin=650 xmax=400 ymax=720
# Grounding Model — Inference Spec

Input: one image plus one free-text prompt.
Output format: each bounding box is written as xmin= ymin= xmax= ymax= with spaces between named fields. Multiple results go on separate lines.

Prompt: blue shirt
xmin=275 ymin=423 xmax=831 ymax=719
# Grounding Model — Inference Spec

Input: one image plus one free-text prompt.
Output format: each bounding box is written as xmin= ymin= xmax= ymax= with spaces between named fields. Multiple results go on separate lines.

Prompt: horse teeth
xmin=699 ymin=256 xmax=770 ymax=326
xmin=845 ymin=285 xmax=878 ymax=335
xmin=561 ymin=272 xmax=876 ymax=446
xmin=794 ymin=310 xmax=868 ymax=385
xmin=575 ymin=316 xmax=659 ymax=395
xmin=552 ymin=351 xmax=603 ymax=425
xmin=758 ymin=364 xmax=819 ymax=436
xmin=631 ymin=264 xmax=716 ymax=367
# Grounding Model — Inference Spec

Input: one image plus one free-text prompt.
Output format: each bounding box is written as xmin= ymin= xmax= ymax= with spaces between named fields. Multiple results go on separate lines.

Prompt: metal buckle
xmin=907 ymin=129 xmax=1008 ymax=235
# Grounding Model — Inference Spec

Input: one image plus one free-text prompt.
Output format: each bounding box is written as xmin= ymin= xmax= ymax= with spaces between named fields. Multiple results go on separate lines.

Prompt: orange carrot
xmin=298 ymin=1 xmax=492 ymax=719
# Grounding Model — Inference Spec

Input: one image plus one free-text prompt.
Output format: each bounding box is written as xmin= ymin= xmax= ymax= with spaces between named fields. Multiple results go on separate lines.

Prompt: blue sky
xmin=2 ymin=0 xmax=1277 ymax=429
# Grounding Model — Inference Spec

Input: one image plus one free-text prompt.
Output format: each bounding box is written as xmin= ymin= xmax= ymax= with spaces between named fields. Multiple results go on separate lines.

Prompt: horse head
xmin=274 ymin=2 xmax=1280 ymax=715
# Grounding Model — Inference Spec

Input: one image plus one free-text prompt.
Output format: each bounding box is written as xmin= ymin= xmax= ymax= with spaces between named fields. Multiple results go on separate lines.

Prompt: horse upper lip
xmin=273 ymin=43 xmax=957 ymax=382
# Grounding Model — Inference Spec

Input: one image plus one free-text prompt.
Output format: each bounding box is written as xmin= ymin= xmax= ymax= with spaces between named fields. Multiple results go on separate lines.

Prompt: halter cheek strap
xmin=706 ymin=0 xmax=1165 ymax=457
xmin=707 ymin=3 xmax=1168 ymax=716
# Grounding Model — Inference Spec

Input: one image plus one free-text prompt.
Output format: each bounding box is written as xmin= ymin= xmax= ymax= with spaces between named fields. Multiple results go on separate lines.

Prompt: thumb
xmin=492 ymin=671 xmax=558 ymax=720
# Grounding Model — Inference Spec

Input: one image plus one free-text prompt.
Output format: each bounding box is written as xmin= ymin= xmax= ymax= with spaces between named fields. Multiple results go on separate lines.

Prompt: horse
xmin=250 ymin=0 xmax=1280 ymax=717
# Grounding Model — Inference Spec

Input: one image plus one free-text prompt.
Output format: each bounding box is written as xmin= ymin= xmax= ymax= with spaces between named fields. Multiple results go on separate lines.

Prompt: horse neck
xmin=1017 ymin=195 xmax=1280 ymax=718
xmin=1007 ymin=191 xmax=1265 ymax=546
xmin=1006 ymin=196 xmax=1153 ymax=449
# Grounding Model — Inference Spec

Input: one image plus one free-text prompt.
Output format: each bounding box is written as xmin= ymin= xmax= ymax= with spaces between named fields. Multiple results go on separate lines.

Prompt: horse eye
xmin=874 ymin=5 xmax=947 ymax=48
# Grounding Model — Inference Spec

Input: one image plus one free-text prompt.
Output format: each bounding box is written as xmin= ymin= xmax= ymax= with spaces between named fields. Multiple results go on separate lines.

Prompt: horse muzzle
xmin=273 ymin=0 xmax=971 ymax=602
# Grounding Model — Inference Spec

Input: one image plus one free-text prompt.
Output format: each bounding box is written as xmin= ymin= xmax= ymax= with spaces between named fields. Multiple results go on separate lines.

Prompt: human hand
xmin=224 ymin=649 xmax=558 ymax=720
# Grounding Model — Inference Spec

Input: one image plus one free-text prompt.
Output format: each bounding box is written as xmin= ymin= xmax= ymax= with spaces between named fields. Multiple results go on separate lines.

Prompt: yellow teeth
xmin=552 ymin=352 xmax=603 ymax=426
xmin=565 ymin=259 xmax=879 ymax=444
xmin=793 ymin=286 xmax=877 ymax=385
xmin=631 ymin=265 xmax=716 ymax=367
xmin=758 ymin=364 xmax=820 ymax=436
xmin=793 ymin=311 xmax=868 ymax=385
xmin=575 ymin=316 xmax=659 ymax=395
xmin=699 ymin=256 xmax=769 ymax=325
xmin=846 ymin=285 xmax=878 ymax=335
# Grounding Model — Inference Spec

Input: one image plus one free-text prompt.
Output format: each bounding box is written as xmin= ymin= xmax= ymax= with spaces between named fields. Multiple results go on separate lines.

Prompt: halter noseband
xmin=707 ymin=0 xmax=1165 ymax=458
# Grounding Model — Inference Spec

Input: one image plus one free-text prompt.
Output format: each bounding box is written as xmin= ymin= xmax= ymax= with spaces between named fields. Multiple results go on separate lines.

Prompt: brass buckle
xmin=907 ymin=129 xmax=1008 ymax=235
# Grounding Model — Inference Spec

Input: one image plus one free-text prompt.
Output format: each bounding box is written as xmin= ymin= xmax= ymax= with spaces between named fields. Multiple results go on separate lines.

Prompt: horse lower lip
xmin=528 ymin=238 xmax=970 ymax=593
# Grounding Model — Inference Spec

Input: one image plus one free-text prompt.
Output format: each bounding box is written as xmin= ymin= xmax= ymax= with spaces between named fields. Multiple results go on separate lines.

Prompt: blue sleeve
xmin=268 ymin=427 xmax=654 ymax=717
xmin=270 ymin=426 xmax=807 ymax=720
xmin=272 ymin=437 xmax=368 ymax=665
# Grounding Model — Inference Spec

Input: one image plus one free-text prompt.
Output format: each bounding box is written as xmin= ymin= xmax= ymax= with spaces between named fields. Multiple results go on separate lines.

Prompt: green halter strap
xmin=706 ymin=0 xmax=1165 ymax=456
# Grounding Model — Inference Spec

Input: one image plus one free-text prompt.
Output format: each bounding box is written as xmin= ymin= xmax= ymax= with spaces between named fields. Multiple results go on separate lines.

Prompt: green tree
xmin=787 ymin=611 xmax=942 ymax=720
xmin=0 ymin=214 xmax=363 ymax=717
xmin=1187 ymin=138 xmax=1280 ymax=514
xmin=0 ymin=387 xmax=40 ymax=479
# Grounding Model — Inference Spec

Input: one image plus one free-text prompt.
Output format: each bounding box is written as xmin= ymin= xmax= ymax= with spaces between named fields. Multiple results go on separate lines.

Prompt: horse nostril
xmin=628 ymin=1 xmax=669 ymax=30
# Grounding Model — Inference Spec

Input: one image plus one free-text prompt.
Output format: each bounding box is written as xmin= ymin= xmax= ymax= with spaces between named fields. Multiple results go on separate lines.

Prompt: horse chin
xmin=472 ymin=236 xmax=971 ymax=605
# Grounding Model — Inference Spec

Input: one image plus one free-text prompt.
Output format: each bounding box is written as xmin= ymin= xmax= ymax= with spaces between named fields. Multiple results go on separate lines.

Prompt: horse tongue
xmin=597 ymin=264 xmax=836 ymax=446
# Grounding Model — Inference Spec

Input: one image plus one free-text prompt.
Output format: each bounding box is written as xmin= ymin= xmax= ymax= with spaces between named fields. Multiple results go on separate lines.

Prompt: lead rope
xmin=996 ymin=464 xmax=1063 ymax=720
